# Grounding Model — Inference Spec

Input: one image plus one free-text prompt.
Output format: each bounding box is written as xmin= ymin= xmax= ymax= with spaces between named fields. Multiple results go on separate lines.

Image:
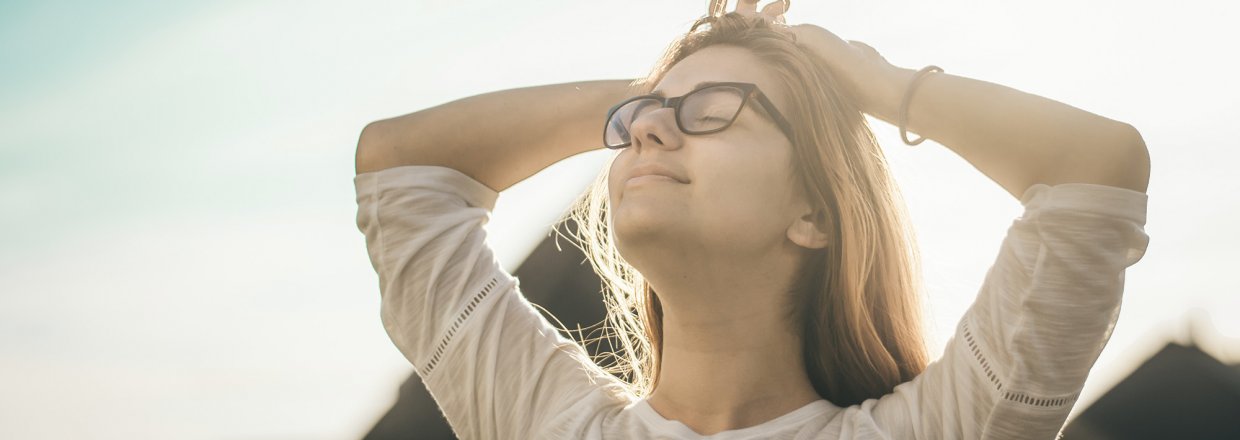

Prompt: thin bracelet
xmin=898 ymin=65 xmax=944 ymax=146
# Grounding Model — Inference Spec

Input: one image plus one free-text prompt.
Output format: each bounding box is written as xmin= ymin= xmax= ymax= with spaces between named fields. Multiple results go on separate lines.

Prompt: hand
xmin=731 ymin=1 xmax=909 ymax=117
xmin=785 ymin=24 xmax=908 ymax=117
xmin=733 ymin=0 xmax=789 ymax=25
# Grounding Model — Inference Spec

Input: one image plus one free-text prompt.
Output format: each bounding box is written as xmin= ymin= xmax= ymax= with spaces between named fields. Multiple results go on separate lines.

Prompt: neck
xmin=641 ymin=267 xmax=823 ymax=436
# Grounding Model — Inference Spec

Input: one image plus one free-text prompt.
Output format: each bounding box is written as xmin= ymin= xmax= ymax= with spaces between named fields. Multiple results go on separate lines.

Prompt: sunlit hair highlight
xmin=558 ymin=12 xmax=930 ymax=407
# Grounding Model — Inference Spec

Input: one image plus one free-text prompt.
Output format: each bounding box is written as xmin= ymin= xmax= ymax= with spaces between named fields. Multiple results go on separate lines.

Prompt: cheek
xmin=697 ymin=167 xmax=793 ymax=236
xmin=607 ymin=157 xmax=624 ymax=204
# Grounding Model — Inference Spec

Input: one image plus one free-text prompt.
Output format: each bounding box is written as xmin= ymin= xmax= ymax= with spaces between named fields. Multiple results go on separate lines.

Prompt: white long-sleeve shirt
xmin=354 ymin=165 xmax=1149 ymax=439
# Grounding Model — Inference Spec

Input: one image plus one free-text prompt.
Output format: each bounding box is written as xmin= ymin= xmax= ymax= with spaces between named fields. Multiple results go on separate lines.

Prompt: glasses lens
xmin=680 ymin=86 xmax=746 ymax=133
xmin=605 ymin=97 xmax=661 ymax=148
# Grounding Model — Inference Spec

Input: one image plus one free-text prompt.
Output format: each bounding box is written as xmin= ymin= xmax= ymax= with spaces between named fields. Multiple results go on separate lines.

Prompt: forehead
xmin=653 ymin=45 xmax=789 ymax=109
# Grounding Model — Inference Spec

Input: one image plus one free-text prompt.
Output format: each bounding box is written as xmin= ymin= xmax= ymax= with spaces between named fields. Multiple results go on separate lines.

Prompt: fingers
xmin=848 ymin=40 xmax=875 ymax=52
xmin=791 ymin=24 xmax=847 ymax=47
xmin=735 ymin=0 xmax=760 ymax=16
xmin=848 ymin=40 xmax=888 ymax=62
xmin=731 ymin=0 xmax=789 ymax=27
xmin=760 ymin=0 xmax=788 ymax=17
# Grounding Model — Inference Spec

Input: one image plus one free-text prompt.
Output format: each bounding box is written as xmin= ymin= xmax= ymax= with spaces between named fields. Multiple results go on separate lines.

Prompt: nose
xmin=628 ymin=107 xmax=684 ymax=151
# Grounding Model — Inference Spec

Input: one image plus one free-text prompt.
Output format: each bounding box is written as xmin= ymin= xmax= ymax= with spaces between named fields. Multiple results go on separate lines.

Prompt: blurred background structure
xmin=1062 ymin=342 xmax=1240 ymax=439
xmin=2 ymin=0 xmax=1239 ymax=438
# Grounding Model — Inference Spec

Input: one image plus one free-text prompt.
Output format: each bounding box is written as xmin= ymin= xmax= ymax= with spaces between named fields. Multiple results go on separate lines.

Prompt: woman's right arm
xmin=353 ymin=79 xmax=644 ymax=438
xmin=355 ymin=79 xmax=639 ymax=191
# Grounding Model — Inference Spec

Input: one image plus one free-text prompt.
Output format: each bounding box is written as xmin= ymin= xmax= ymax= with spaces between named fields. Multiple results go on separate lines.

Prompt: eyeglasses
xmin=603 ymin=81 xmax=795 ymax=149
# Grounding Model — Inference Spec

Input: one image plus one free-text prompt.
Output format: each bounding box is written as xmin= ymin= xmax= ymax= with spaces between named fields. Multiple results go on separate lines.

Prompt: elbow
xmin=1034 ymin=122 xmax=1151 ymax=194
xmin=356 ymin=119 xmax=397 ymax=175
xmin=1109 ymin=123 xmax=1151 ymax=193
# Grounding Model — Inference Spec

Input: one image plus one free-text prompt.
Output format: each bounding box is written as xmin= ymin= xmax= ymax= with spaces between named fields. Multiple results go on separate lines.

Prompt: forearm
xmin=865 ymin=68 xmax=1150 ymax=197
xmin=355 ymin=79 xmax=640 ymax=192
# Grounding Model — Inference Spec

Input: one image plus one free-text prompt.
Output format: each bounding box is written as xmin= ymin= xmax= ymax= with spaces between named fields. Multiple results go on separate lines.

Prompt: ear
xmin=786 ymin=207 xmax=830 ymax=250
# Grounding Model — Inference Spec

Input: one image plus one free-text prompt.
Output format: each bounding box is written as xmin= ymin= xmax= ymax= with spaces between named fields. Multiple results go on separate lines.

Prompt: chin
xmin=613 ymin=213 xmax=662 ymax=242
xmin=612 ymin=211 xmax=676 ymax=251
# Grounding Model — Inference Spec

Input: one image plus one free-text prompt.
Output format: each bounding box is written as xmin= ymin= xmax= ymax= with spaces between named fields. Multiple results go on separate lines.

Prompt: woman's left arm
xmin=789 ymin=25 xmax=1151 ymax=198
xmin=769 ymin=18 xmax=1150 ymax=439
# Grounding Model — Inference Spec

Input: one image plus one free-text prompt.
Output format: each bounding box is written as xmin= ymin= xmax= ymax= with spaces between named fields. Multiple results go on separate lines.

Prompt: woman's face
xmin=609 ymin=44 xmax=816 ymax=270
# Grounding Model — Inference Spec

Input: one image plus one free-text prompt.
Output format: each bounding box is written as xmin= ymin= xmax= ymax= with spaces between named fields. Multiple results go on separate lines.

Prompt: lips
xmin=628 ymin=162 xmax=689 ymax=184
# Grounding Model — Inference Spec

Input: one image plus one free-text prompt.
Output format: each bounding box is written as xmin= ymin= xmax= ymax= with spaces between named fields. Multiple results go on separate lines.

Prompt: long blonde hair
xmin=559 ymin=12 xmax=929 ymax=407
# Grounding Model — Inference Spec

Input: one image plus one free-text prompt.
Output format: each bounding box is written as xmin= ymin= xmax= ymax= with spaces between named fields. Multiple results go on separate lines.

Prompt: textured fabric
xmin=354 ymin=165 xmax=1149 ymax=440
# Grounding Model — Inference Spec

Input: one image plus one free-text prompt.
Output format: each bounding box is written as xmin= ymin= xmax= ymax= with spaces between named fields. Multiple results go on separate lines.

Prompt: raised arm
xmin=355 ymin=79 xmax=638 ymax=191
xmin=352 ymin=78 xmax=645 ymax=438
xmin=771 ymin=20 xmax=1152 ymax=440
xmin=787 ymin=25 xmax=1151 ymax=198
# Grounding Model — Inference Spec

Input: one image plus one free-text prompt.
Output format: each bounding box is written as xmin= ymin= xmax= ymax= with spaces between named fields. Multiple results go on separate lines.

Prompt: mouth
xmin=626 ymin=162 xmax=690 ymax=184
xmin=625 ymin=174 xmax=683 ymax=186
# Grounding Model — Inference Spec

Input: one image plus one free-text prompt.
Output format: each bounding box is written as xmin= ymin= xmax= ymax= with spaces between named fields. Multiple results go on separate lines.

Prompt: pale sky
xmin=1 ymin=0 xmax=1238 ymax=438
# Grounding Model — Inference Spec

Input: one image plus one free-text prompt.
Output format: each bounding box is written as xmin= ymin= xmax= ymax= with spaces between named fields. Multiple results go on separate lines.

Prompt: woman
xmin=353 ymin=0 xmax=1150 ymax=438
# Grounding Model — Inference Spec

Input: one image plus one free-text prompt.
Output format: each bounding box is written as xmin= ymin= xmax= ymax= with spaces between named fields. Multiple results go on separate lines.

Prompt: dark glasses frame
xmin=603 ymin=81 xmax=795 ymax=149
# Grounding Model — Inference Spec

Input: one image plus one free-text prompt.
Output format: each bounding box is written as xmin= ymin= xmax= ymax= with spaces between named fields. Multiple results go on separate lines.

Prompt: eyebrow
xmin=650 ymin=81 xmax=728 ymax=98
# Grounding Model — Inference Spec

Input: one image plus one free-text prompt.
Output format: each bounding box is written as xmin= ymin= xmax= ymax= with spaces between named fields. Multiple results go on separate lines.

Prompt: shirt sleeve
xmin=354 ymin=165 xmax=626 ymax=440
xmin=863 ymin=182 xmax=1150 ymax=439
